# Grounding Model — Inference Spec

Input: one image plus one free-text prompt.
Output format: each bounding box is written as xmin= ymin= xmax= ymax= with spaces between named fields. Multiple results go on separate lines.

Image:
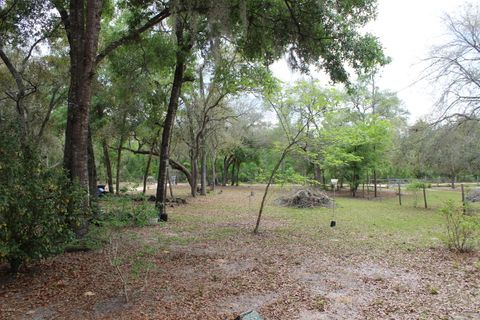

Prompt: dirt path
xmin=1 ymin=186 xmax=479 ymax=319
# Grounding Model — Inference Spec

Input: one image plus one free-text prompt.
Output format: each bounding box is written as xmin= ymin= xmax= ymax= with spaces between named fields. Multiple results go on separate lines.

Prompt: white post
xmin=331 ymin=178 xmax=338 ymax=227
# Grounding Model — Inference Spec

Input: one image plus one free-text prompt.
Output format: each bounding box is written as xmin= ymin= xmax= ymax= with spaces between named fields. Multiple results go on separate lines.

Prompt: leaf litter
xmin=0 ymin=185 xmax=479 ymax=319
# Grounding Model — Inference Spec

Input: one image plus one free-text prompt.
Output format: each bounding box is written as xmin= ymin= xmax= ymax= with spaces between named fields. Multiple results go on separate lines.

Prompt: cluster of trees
xmin=2 ymin=0 xmax=480 ymax=271
xmin=0 ymin=0 xmax=386 ymax=270
xmin=394 ymin=120 xmax=480 ymax=187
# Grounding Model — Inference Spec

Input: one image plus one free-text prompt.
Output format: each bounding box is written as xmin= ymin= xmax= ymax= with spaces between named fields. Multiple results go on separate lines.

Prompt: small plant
xmin=313 ymin=295 xmax=327 ymax=312
xmin=131 ymin=202 xmax=157 ymax=227
xmin=441 ymin=200 xmax=480 ymax=252
xmin=428 ymin=285 xmax=439 ymax=295
xmin=407 ymin=180 xmax=428 ymax=190
xmin=97 ymin=196 xmax=157 ymax=228
xmin=406 ymin=181 xmax=429 ymax=208
xmin=474 ymin=260 xmax=480 ymax=271
xmin=106 ymin=235 xmax=156 ymax=303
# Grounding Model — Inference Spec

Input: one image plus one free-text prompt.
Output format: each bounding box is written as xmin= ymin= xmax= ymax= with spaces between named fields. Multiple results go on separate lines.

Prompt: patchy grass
xmin=271 ymin=193 xmax=446 ymax=248
xmin=1 ymin=184 xmax=479 ymax=320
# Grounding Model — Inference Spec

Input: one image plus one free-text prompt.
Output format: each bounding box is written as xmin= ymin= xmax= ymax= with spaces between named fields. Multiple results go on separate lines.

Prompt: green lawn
xmin=262 ymin=186 xmax=480 ymax=251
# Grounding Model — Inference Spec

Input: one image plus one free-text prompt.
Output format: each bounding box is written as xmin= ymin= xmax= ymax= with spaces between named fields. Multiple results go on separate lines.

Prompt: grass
xmin=270 ymin=205 xmax=442 ymax=250
xmin=87 ymin=185 xmax=479 ymax=253
xmin=5 ymin=184 xmax=480 ymax=320
xmin=66 ymin=194 xmax=159 ymax=251
xmin=265 ymin=186 xmax=480 ymax=251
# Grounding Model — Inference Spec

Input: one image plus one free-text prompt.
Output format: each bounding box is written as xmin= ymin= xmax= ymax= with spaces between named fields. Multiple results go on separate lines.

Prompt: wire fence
xmin=358 ymin=180 xmax=480 ymax=214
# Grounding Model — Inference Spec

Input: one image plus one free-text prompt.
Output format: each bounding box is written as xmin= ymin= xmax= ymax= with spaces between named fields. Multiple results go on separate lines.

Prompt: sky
xmin=271 ymin=0 xmax=467 ymax=123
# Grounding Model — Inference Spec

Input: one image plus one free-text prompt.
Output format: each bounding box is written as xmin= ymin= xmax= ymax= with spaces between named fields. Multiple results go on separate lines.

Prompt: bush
xmin=67 ymin=196 xmax=157 ymax=253
xmin=406 ymin=180 xmax=429 ymax=190
xmin=0 ymin=139 xmax=84 ymax=272
xmin=95 ymin=195 xmax=157 ymax=228
xmin=441 ymin=200 xmax=480 ymax=252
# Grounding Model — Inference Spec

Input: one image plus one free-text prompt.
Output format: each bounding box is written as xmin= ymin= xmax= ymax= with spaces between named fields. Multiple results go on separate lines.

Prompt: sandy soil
xmin=1 ymin=185 xmax=479 ymax=319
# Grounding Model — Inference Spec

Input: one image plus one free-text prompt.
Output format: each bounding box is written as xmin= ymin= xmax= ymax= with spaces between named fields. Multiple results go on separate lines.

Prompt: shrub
xmin=0 ymin=138 xmax=84 ymax=272
xmin=406 ymin=180 xmax=429 ymax=190
xmin=95 ymin=195 xmax=157 ymax=228
xmin=441 ymin=200 xmax=480 ymax=252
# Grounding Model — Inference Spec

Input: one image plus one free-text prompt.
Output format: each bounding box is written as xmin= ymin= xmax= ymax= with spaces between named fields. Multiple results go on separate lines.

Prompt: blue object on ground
xmin=235 ymin=310 xmax=263 ymax=320
xmin=96 ymin=185 xmax=106 ymax=197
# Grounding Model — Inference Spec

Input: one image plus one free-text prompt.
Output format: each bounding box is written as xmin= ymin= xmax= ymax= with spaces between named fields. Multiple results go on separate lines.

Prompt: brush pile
xmin=277 ymin=189 xmax=332 ymax=208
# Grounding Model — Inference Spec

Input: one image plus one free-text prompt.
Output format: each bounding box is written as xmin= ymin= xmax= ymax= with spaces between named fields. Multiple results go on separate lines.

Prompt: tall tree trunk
xmin=190 ymin=156 xmax=198 ymax=197
xmin=87 ymin=126 xmax=97 ymax=198
xmin=96 ymin=105 xmax=113 ymax=193
xmin=314 ymin=163 xmax=322 ymax=184
xmin=115 ymin=134 xmax=125 ymax=195
xmin=352 ymin=167 xmax=356 ymax=197
xmin=156 ymin=17 xmax=189 ymax=222
xmin=366 ymin=172 xmax=370 ymax=196
xmin=167 ymin=167 xmax=174 ymax=198
xmin=322 ymin=170 xmax=326 ymax=189
xmin=53 ymin=0 xmax=103 ymax=237
xmin=223 ymin=156 xmax=228 ymax=186
xmin=211 ymin=153 xmax=217 ymax=191
xmin=373 ymin=169 xmax=377 ymax=197
xmin=59 ymin=0 xmax=103 ymax=222
xmin=200 ymin=144 xmax=207 ymax=195
xmin=235 ymin=161 xmax=240 ymax=187
xmin=230 ymin=161 xmax=236 ymax=186
xmin=115 ymin=110 xmax=128 ymax=195
xmin=102 ymin=139 xmax=114 ymax=193
xmin=142 ymin=146 xmax=154 ymax=194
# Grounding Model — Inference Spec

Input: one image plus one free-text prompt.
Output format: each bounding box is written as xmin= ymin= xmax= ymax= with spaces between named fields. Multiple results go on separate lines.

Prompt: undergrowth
xmin=67 ymin=194 xmax=158 ymax=251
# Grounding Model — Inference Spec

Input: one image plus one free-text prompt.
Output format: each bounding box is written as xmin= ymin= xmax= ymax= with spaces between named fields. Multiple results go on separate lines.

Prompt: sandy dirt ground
xmin=1 ymin=185 xmax=479 ymax=319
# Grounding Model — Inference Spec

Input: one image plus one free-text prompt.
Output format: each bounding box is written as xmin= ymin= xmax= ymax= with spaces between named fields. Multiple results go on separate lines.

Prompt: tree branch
xmin=37 ymin=86 xmax=65 ymax=138
xmin=119 ymin=145 xmax=193 ymax=185
xmin=95 ymin=7 xmax=171 ymax=66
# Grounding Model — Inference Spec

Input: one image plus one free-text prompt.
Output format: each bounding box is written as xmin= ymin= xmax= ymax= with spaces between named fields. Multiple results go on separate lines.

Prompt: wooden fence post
xmin=423 ymin=184 xmax=427 ymax=209
xmin=398 ymin=183 xmax=402 ymax=206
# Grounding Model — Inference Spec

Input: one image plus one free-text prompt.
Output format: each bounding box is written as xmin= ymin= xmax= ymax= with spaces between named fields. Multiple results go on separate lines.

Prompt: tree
xmin=52 ymin=0 xmax=103 ymax=200
xmin=393 ymin=120 xmax=432 ymax=179
xmin=154 ymin=0 xmax=387 ymax=221
xmin=3 ymin=0 xmax=387 ymax=224
xmin=254 ymin=85 xmax=323 ymax=234
xmin=422 ymin=122 xmax=475 ymax=188
xmin=426 ymin=3 xmax=480 ymax=122
xmin=177 ymin=46 xmax=270 ymax=196
xmin=50 ymin=0 xmax=171 ymax=210
xmin=320 ymin=102 xmax=393 ymax=197
xmin=0 ymin=0 xmax=66 ymax=145
xmin=346 ymin=74 xmax=407 ymax=195
xmin=212 ymin=99 xmax=265 ymax=186
xmin=394 ymin=120 xmax=480 ymax=186
xmin=283 ymin=80 xmax=343 ymax=187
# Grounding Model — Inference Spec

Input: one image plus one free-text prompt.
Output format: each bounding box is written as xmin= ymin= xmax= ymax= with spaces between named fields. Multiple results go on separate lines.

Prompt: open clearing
xmin=1 ymin=185 xmax=479 ymax=319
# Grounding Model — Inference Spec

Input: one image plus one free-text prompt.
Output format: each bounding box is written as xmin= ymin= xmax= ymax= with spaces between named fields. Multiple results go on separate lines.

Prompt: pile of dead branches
xmin=276 ymin=189 xmax=332 ymax=208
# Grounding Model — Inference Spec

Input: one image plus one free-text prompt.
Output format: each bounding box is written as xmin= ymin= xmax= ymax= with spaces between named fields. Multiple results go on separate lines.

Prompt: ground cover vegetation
xmin=1 ymin=185 xmax=479 ymax=319
xmin=1 ymin=0 xmax=480 ymax=318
